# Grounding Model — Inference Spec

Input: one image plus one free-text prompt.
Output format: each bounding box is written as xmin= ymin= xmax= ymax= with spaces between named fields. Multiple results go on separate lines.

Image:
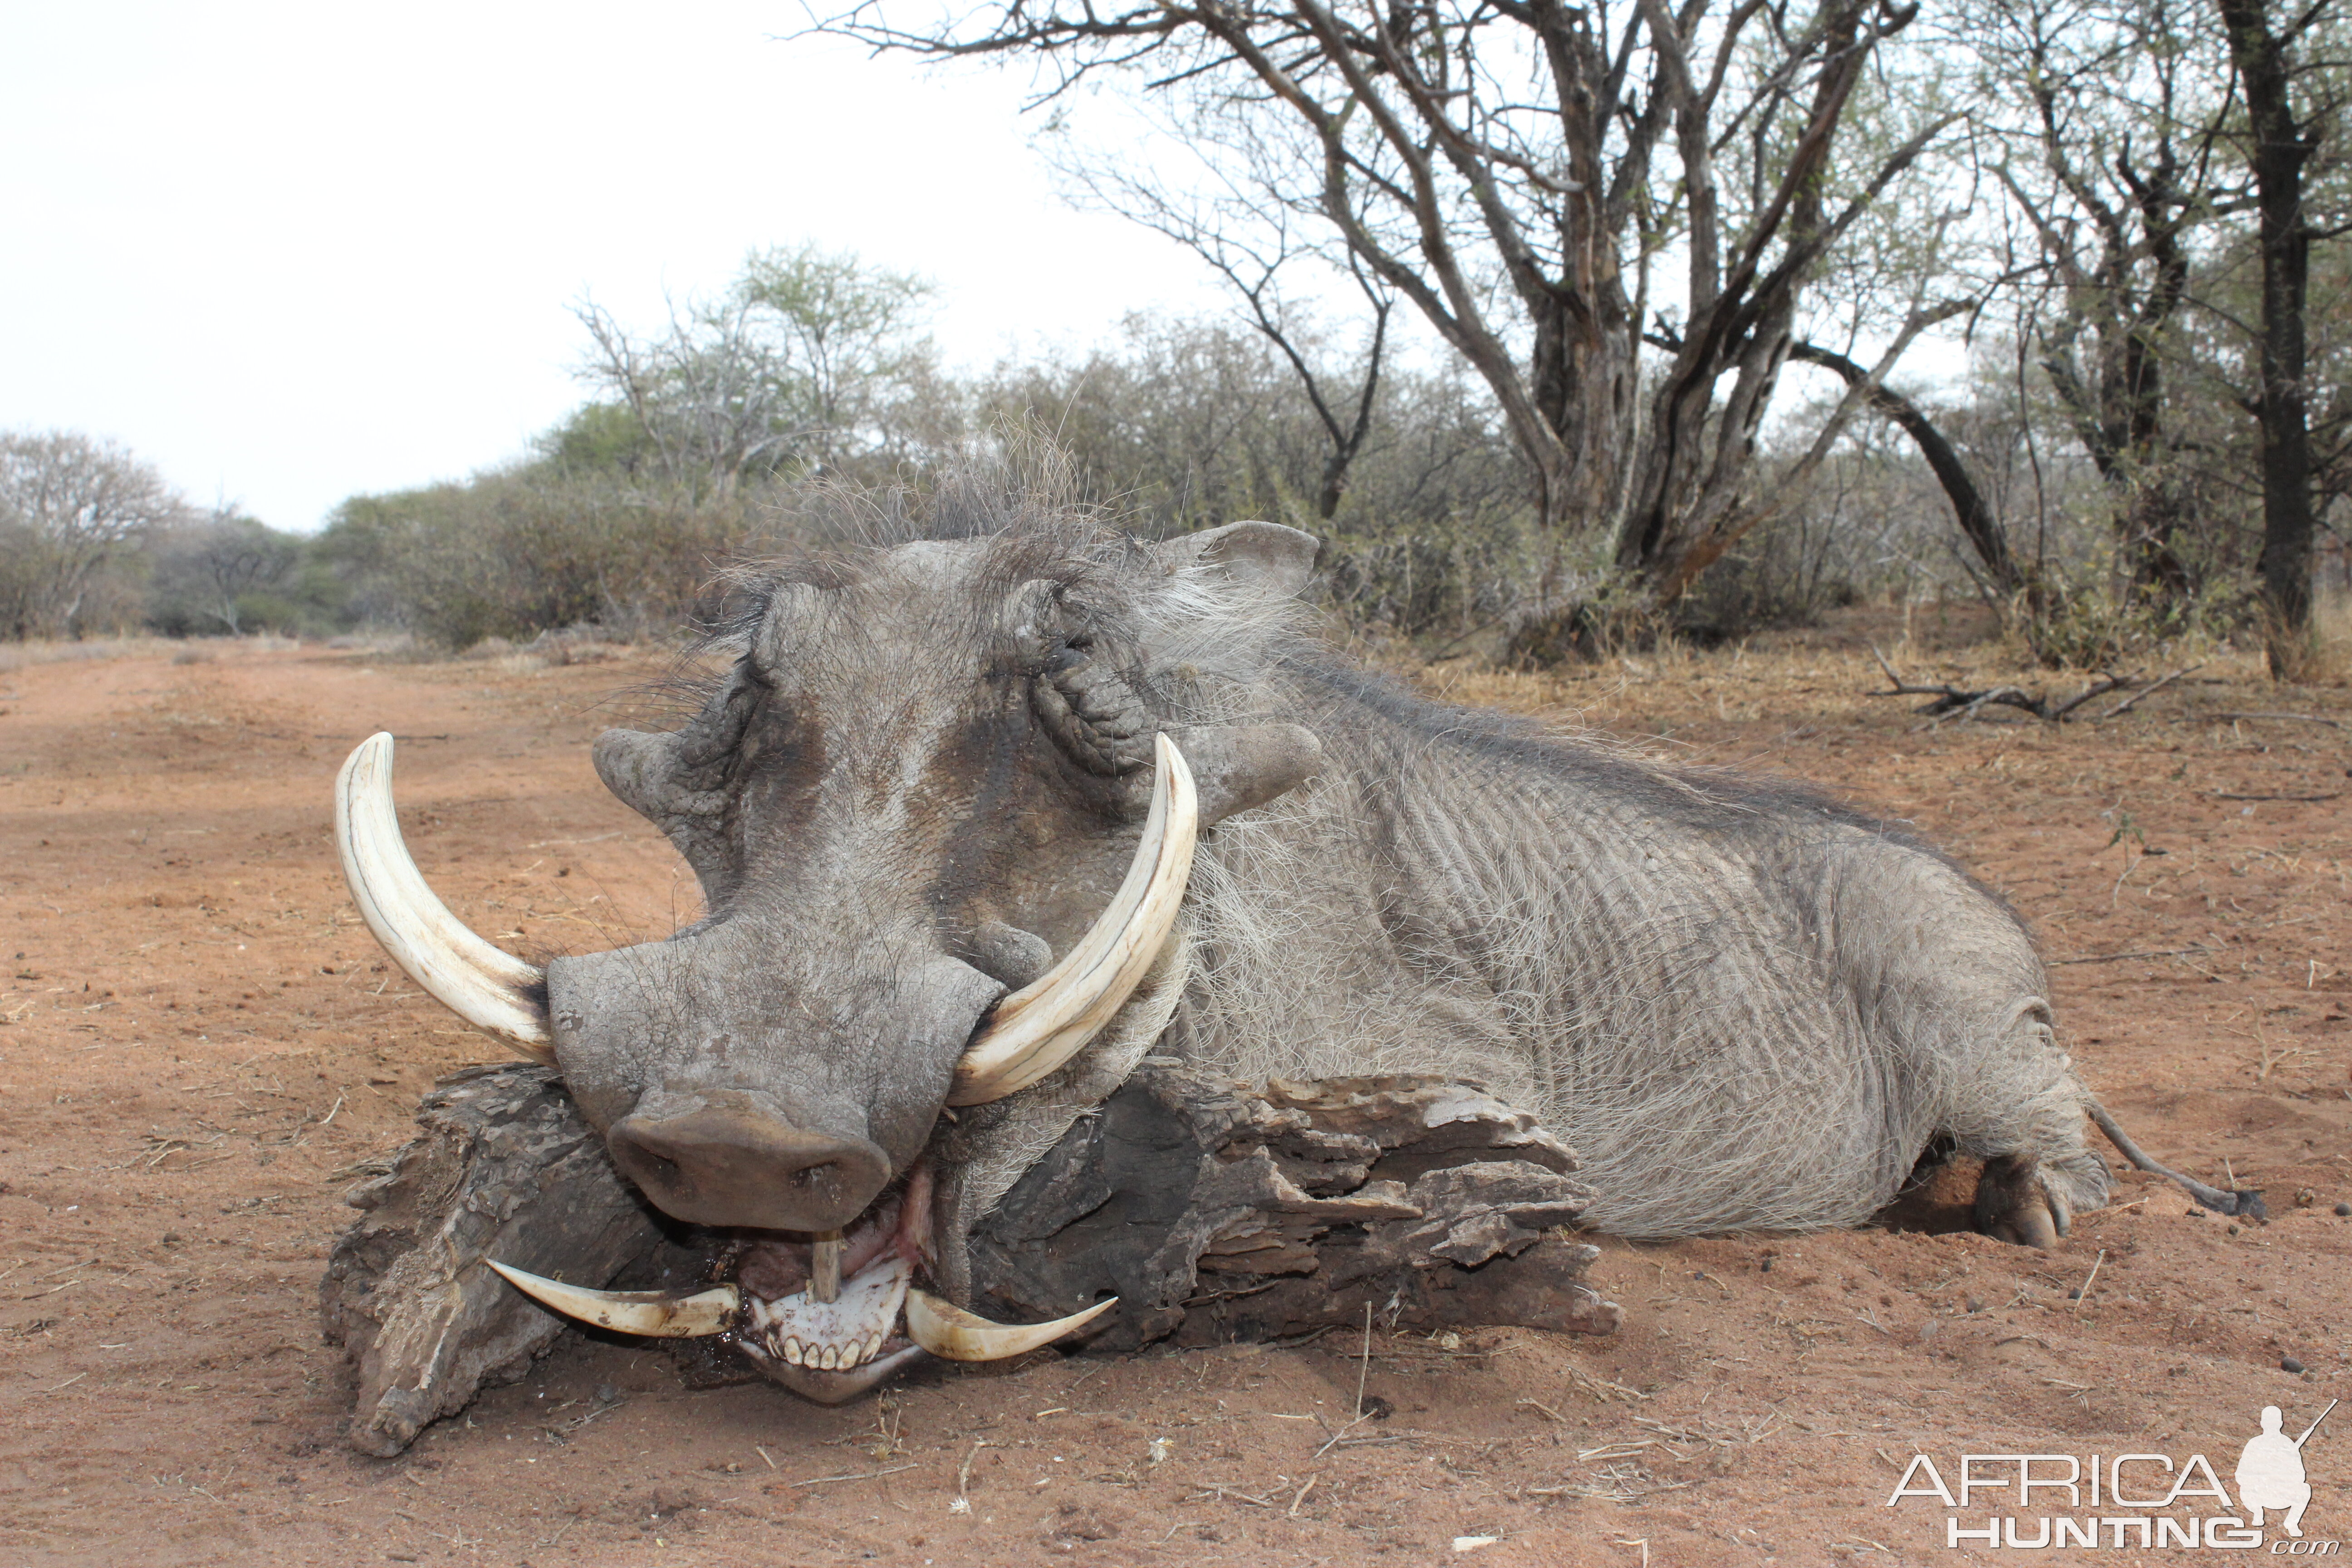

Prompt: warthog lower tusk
xmin=485 ymin=1260 xmax=739 ymax=1337
xmin=905 ymin=1289 xmax=1117 ymax=1361
xmin=335 ymin=732 xmax=552 ymax=1059
xmin=947 ymin=733 xmax=1197 ymax=1106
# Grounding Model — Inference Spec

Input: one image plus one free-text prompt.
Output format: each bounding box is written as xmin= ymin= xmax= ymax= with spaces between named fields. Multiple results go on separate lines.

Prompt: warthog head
xmin=333 ymin=501 xmax=1323 ymax=1397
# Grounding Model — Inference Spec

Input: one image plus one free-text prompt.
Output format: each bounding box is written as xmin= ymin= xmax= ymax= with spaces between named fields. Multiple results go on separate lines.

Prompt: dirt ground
xmin=1 ymin=619 xmax=2346 ymax=1567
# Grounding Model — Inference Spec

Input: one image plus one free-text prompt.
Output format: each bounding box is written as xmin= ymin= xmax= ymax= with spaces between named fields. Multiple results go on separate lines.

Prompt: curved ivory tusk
xmin=336 ymin=732 xmax=552 ymax=1059
xmin=485 ymin=1260 xmax=740 ymax=1337
xmin=947 ymin=733 xmax=1197 ymax=1106
xmin=904 ymin=1289 xmax=1117 ymax=1362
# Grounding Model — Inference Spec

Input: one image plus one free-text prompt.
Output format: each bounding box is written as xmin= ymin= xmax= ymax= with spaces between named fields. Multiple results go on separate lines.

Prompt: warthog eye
xmin=1031 ymin=633 xmax=1152 ymax=777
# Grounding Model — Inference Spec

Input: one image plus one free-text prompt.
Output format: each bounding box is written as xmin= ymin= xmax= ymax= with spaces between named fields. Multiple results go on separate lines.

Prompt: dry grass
xmin=2269 ymin=592 xmax=2352 ymax=687
xmin=1391 ymin=617 xmax=2298 ymax=755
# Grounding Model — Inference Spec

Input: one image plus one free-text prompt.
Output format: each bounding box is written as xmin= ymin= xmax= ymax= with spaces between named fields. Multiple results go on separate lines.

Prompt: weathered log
xmin=967 ymin=1061 xmax=1622 ymax=1347
xmin=318 ymin=1064 xmax=665 ymax=1458
xmin=322 ymin=1061 xmax=1620 ymax=1455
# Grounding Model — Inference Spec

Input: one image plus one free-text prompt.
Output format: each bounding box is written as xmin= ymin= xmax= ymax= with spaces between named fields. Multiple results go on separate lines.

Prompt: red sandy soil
xmin=0 ymin=627 xmax=2345 ymax=1567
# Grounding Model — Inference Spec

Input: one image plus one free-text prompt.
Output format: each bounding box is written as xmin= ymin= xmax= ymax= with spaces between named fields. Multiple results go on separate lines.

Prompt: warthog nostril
xmin=606 ymin=1096 xmax=888 ymax=1233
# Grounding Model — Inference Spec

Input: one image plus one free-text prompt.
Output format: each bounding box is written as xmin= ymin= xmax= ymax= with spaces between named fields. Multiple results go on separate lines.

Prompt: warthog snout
xmin=605 ymin=1090 xmax=892 ymax=1233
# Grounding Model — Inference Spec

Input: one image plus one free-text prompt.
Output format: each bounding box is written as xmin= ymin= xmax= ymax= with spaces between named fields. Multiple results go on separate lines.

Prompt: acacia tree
xmin=1965 ymin=0 xmax=2238 ymax=610
xmin=1060 ymin=158 xmax=1397 ymax=521
xmin=147 ymin=510 xmax=301 ymax=635
xmin=0 ymin=431 xmax=186 ymax=639
xmin=573 ymin=244 xmax=938 ymax=491
xmin=826 ymin=0 xmax=1955 ymax=604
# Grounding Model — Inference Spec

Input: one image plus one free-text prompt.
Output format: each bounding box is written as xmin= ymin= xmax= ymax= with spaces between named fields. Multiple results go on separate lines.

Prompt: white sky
xmin=0 ymin=3 xmax=1234 ymax=531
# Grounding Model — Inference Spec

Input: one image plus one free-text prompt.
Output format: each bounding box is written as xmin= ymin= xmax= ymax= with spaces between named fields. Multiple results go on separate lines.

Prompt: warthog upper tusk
xmin=904 ymin=1289 xmax=1117 ymax=1362
xmin=485 ymin=1260 xmax=740 ymax=1337
xmin=335 ymin=732 xmax=552 ymax=1059
xmin=947 ymin=733 xmax=1197 ymax=1106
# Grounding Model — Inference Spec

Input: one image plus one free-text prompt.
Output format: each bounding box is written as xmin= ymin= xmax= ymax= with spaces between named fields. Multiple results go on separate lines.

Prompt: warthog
xmin=332 ymin=472 xmax=2239 ymax=1401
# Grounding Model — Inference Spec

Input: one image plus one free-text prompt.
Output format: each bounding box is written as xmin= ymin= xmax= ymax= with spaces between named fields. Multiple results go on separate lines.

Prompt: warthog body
xmin=339 ymin=470 xmax=2127 ymax=1395
xmin=551 ymin=477 xmax=2105 ymax=1260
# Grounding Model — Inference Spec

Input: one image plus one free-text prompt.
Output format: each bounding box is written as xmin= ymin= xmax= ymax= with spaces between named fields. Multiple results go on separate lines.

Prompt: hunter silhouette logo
xmin=2239 ymin=1400 xmax=2334 ymax=1540
xmin=1884 ymin=1398 xmax=2337 ymax=1550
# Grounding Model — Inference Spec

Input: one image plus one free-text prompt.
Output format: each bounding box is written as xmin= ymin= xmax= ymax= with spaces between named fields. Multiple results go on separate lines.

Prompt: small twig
xmin=956 ymin=1440 xmax=990 ymax=1499
xmin=753 ymin=1445 xmax=777 ymax=1471
xmin=788 ymin=1463 xmax=918 ymax=1488
xmin=2194 ymin=711 xmax=2343 ymax=728
xmin=2110 ymin=849 xmax=2144 ymax=908
xmin=2210 ymin=790 xmax=2345 ymax=803
xmin=1289 ymin=1475 xmax=1317 ymax=1516
xmin=2051 ymin=945 xmax=2210 ymax=968
xmin=2091 ymin=663 xmax=2202 ymax=721
xmin=2049 ymin=946 xmax=2212 ymax=965
xmin=2072 ymin=1249 xmax=2106 ymax=1311
xmin=2047 ymin=673 xmax=2136 ymax=720
xmin=1311 ymin=1302 xmax=1383 ymax=1460
xmin=1353 ymin=1301 xmax=1372 ymax=1420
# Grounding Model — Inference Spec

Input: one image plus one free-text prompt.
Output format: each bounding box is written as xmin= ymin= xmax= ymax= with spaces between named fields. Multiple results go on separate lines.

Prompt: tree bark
xmin=967 ymin=1065 xmax=1622 ymax=1349
xmin=323 ymin=1063 xmax=1621 ymax=1455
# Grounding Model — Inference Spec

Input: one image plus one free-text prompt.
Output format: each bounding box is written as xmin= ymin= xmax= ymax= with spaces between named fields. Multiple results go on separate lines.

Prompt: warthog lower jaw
xmin=486 ymin=1217 xmax=1117 ymax=1401
xmin=742 ymin=1255 xmax=911 ymax=1372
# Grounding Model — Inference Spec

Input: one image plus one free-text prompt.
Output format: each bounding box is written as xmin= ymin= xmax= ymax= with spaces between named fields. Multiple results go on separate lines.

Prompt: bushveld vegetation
xmin=9 ymin=0 xmax=2352 ymax=675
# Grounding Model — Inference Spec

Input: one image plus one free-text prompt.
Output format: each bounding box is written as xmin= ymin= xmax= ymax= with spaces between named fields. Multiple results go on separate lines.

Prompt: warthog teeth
xmin=755 ymin=1344 xmax=929 ymax=1405
xmin=904 ymin=1289 xmax=1117 ymax=1362
xmin=485 ymin=1260 xmax=738 ymax=1337
xmin=742 ymin=1255 xmax=912 ymax=1371
xmin=949 ymin=733 xmax=1197 ymax=1106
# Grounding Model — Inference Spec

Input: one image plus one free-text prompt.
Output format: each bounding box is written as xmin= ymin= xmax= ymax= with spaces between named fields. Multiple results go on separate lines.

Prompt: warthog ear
xmin=1154 ymin=521 xmax=1319 ymax=598
xmin=1166 ymin=723 xmax=1323 ymax=826
xmin=592 ymin=729 xmax=718 ymax=830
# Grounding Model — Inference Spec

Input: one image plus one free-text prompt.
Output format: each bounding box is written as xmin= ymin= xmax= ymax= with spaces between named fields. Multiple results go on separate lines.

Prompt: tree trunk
xmin=2216 ymin=0 xmax=2318 ymax=674
xmin=322 ymin=1063 xmax=1622 ymax=1455
xmin=1789 ymin=342 xmax=2024 ymax=597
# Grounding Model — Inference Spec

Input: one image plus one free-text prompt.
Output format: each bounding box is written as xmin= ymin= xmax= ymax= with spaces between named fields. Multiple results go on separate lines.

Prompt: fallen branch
xmin=1865 ymin=646 xmax=2140 ymax=726
xmin=2089 ymin=663 xmax=2204 ymax=720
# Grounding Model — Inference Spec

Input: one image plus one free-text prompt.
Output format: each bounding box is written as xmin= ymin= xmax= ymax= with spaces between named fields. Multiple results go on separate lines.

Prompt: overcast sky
xmin=0 ymin=3 xmax=1234 ymax=531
